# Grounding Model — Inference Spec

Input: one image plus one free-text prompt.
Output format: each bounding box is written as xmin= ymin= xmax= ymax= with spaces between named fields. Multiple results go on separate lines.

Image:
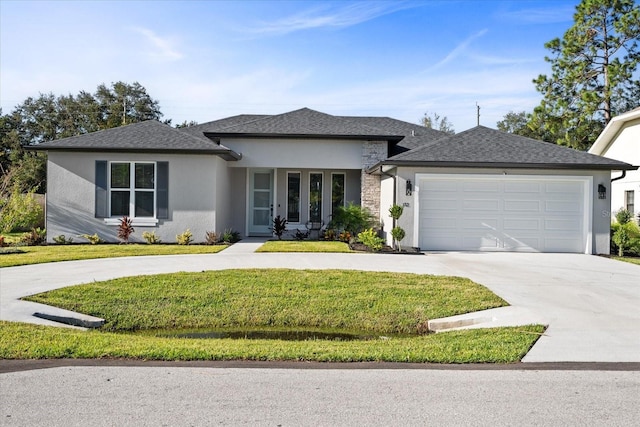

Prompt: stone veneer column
xmin=361 ymin=140 xmax=387 ymax=219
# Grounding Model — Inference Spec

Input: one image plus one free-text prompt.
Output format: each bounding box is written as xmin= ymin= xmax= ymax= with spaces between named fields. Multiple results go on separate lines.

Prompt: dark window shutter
xmin=95 ymin=161 xmax=108 ymax=218
xmin=156 ymin=161 xmax=169 ymax=219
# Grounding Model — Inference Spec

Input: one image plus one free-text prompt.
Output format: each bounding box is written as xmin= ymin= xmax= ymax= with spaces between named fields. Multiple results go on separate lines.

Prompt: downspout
xmin=611 ymin=170 xmax=626 ymax=183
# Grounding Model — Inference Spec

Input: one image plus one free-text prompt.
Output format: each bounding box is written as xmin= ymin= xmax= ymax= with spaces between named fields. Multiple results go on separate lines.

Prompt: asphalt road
xmin=1 ymin=364 xmax=639 ymax=426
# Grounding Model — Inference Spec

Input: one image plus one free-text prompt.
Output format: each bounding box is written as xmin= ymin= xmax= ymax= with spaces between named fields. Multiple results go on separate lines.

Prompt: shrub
xmin=357 ymin=228 xmax=384 ymax=252
xmin=391 ymin=226 xmax=406 ymax=251
xmin=294 ymin=229 xmax=310 ymax=241
xmin=615 ymin=209 xmax=633 ymax=225
xmin=389 ymin=204 xmax=404 ymax=221
xmin=222 ymin=228 xmax=241 ymax=244
xmin=0 ymin=235 xmax=6 ymax=247
xmin=117 ymin=217 xmax=134 ymax=244
xmin=21 ymin=227 xmax=46 ymax=246
xmin=612 ymin=220 xmax=640 ymax=256
xmin=176 ymin=229 xmax=193 ymax=245
xmin=0 ymin=187 xmax=44 ymax=233
xmin=142 ymin=231 xmax=161 ymax=244
xmin=329 ymin=203 xmax=376 ymax=236
xmin=81 ymin=233 xmax=104 ymax=245
xmin=272 ymin=215 xmax=288 ymax=240
xmin=324 ymin=229 xmax=337 ymax=241
xmin=338 ymin=231 xmax=352 ymax=243
xmin=205 ymin=231 xmax=219 ymax=245
xmin=53 ymin=235 xmax=74 ymax=245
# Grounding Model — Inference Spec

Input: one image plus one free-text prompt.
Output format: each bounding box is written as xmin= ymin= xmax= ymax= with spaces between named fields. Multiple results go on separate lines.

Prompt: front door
xmin=249 ymin=169 xmax=273 ymax=236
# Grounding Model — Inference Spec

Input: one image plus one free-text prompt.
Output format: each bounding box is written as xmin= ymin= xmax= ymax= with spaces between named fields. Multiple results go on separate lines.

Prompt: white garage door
xmin=417 ymin=175 xmax=589 ymax=253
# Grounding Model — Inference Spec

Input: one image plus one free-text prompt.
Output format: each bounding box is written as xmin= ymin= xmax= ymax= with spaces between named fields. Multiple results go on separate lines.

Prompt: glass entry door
xmin=249 ymin=169 xmax=273 ymax=235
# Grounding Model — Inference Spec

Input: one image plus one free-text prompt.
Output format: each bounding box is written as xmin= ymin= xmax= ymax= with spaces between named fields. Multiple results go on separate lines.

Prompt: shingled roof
xmin=30 ymin=120 xmax=241 ymax=160
xmin=370 ymin=126 xmax=635 ymax=171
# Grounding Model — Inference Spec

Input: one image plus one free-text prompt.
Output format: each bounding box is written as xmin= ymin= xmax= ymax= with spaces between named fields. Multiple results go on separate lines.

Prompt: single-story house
xmin=32 ymin=107 xmax=635 ymax=254
xmin=588 ymin=107 xmax=640 ymax=222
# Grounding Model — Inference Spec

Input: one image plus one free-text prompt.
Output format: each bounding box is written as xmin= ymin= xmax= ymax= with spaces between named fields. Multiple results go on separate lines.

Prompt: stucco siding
xmin=382 ymin=167 xmax=611 ymax=254
xmin=46 ymin=151 xmax=221 ymax=243
xmin=222 ymin=138 xmax=364 ymax=169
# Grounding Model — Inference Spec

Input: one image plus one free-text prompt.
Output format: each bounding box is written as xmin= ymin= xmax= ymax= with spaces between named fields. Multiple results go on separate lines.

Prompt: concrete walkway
xmin=1 ymin=242 xmax=639 ymax=362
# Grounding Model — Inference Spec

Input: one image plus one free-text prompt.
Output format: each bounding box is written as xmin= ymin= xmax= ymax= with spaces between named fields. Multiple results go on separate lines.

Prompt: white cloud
xmin=424 ymin=29 xmax=489 ymax=72
xmin=132 ymin=27 xmax=183 ymax=61
xmin=247 ymin=1 xmax=416 ymax=36
xmin=496 ymin=6 xmax=574 ymax=24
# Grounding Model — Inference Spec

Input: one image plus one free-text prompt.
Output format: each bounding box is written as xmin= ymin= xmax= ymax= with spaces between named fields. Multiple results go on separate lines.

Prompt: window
xmin=331 ymin=173 xmax=345 ymax=215
xmin=626 ymin=190 xmax=635 ymax=214
xmin=309 ymin=172 xmax=323 ymax=222
xmin=287 ymin=172 xmax=301 ymax=223
xmin=109 ymin=162 xmax=155 ymax=218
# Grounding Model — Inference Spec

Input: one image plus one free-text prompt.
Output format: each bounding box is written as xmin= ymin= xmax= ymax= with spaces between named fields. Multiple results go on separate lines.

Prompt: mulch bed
xmin=348 ymin=242 xmax=423 ymax=255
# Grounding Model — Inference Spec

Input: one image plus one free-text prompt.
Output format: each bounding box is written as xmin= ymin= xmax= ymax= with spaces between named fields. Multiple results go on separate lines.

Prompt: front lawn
xmin=0 ymin=244 xmax=227 ymax=268
xmin=613 ymin=256 xmax=640 ymax=266
xmin=256 ymin=241 xmax=351 ymax=253
xmin=6 ymin=269 xmax=546 ymax=363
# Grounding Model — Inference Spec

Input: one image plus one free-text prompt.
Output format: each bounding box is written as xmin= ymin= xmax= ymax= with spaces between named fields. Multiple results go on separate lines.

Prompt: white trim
xmin=104 ymin=218 xmax=159 ymax=226
xmin=414 ymin=173 xmax=593 ymax=254
xmin=107 ymin=161 xmax=157 ymax=221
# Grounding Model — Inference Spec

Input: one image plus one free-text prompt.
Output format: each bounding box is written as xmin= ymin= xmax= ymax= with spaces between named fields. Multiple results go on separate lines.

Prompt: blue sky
xmin=1 ymin=0 xmax=579 ymax=131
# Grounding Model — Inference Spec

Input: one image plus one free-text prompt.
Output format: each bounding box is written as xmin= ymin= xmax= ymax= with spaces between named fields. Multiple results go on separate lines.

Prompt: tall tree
xmin=531 ymin=0 xmax=640 ymax=150
xmin=419 ymin=112 xmax=455 ymax=134
xmin=0 ymin=82 xmax=163 ymax=193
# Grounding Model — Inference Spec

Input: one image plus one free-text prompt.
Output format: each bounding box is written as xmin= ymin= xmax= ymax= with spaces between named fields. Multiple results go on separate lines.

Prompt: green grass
xmin=0 ymin=244 xmax=227 ymax=268
xmin=25 ymin=269 xmax=508 ymax=334
xmin=613 ymin=256 xmax=640 ymax=266
xmin=257 ymin=240 xmax=352 ymax=253
xmin=0 ymin=321 xmax=545 ymax=363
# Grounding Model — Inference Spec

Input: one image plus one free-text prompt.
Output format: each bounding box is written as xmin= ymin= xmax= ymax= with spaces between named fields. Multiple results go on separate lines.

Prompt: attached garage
xmin=369 ymin=126 xmax=636 ymax=255
xmin=416 ymin=174 xmax=590 ymax=252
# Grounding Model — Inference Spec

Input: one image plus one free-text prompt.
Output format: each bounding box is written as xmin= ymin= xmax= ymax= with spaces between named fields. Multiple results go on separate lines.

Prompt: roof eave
xmin=27 ymin=145 xmax=243 ymax=160
xmin=204 ymin=132 xmax=404 ymax=142
xmin=370 ymin=160 xmax=638 ymax=172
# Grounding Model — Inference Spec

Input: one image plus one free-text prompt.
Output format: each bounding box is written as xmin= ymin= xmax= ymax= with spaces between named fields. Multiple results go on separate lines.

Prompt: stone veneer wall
xmin=361 ymin=140 xmax=387 ymax=218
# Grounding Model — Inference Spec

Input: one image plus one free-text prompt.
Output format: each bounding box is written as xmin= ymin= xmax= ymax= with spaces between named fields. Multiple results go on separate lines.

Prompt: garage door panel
xmin=503 ymin=218 xmax=541 ymax=231
xmin=504 ymin=199 xmax=541 ymax=212
xmin=421 ymin=181 xmax=458 ymax=192
xmin=463 ymin=181 xmax=499 ymax=192
xmin=418 ymin=176 xmax=587 ymax=253
xmin=504 ymin=181 xmax=541 ymax=193
xmin=463 ymin=199 xmax=500 ymax=211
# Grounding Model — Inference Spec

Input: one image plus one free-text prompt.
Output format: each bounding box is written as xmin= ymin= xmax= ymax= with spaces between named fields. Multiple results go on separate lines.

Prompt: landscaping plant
xmin=176 ymin=229 xmax=193 ymax=245
xmin=388 ymin=204 xmax=406 ymax=251
xmin=611 ymin=209 xmax=640 ymax=256
xmin=20 ymin=227 xmax=46 ymax=246
xmin=53 ymin=235 xmax=73 ymax=245
xmin=205 ymin=231 xmax=219 ymax=245
xmin=81 ymin=233 xmax=104 ymax=245
xmin=222 ymin=229 xmax=241 ymax=244
xmin=272 ymin=215 xmax=288 ymax=240
xmin=117 ymin=217 xmax=134 ymax=243
xmin=142 ymin=231 xmax=161 ymax=244
xmin=357 ymin=228 xmax=385 ymax=252
xmin=329 ymin=203 xmax=376 ymax=236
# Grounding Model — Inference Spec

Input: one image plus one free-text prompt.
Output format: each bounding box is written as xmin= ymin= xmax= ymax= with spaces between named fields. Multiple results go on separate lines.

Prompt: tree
xmin=531 ymin=0 xmax=640 ymax=150
xmin=419 ymin=112 xmax=455 ymax=134
xmin=0 ymin=82 xmax=164 ymax=194
xmin=496 ymin=111 xmax=556 ymax=142
xmin=175 ymin=120 xmax=198 ymax=128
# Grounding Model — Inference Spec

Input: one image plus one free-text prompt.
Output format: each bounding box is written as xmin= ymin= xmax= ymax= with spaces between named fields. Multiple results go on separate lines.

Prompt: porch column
xmin=361 ymin=140 xmax=387 ymax=219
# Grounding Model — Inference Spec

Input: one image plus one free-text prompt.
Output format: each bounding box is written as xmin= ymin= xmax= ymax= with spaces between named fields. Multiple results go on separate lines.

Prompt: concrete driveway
xmin=1 ymin=246 xmax=638 ymax=362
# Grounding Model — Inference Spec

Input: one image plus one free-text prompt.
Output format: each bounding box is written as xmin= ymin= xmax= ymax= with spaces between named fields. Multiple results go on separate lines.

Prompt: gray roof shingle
xmin=30 ymin=120 xmax=240 ymax=159
xmin=378 ymin=126 xmax=634 ymax=170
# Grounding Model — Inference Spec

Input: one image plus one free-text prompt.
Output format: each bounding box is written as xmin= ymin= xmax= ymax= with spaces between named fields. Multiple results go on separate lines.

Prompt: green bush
xmin=0 ymin=188 xmax=44 ymax=233
xmin=176 ymin=229 xmax=193 ymax=245
xmin=20 ymin=228 xmax=46 ymax=246
xmin=142 ymin=231 xmax=161 ymax=244
xmin=81 ymin=233 xmax=104 ymax=245
xmin=222 ymin=228 xmax=241 ymax=244
xmin=53 ymin=235 xmax=74 ymax=245
xmin=329 ymin=203 xmax=376 ymax=236
xmin=612 ymin=220 xmax=640 ymax=256
xmin=357 ymin=228 xmax=385 ymax=252
xmin=615 ymin=209 xmax=633 ymax=225
xmin=391 ymin=226 xmax=406 ymax=251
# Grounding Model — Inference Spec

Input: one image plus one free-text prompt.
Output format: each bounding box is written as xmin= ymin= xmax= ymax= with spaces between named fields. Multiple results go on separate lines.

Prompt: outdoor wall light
xmin=598 ymin=184 xmax=606 ymax=199
xmin=406 ymin=180 xmax=413 ymax=196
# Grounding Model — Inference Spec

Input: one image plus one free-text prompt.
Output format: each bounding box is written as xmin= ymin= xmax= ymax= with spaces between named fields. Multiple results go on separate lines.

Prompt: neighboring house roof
xmin=369 ymin=126 xmax=636 ymax=172
xmin=29 ymin=120 xmax=242 ymax=160
xmin=588 ymin=107 xmax=640 ymax=157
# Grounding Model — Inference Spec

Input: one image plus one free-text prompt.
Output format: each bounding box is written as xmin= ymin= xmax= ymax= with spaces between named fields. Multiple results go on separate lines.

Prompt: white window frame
xmin=104 ymin=161 xmax=158 ymax=226
xmin=626 ymin=190 xmax=635 ymax=214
